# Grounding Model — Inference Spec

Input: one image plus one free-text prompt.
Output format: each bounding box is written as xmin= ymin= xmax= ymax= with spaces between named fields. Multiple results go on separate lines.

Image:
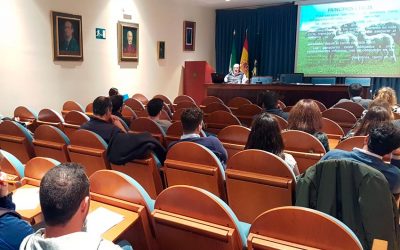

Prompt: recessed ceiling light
xmin=225 ymin=0 xmax=231 ymax=2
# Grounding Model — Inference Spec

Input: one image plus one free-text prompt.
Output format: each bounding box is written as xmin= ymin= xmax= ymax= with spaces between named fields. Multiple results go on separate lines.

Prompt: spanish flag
xmin=240 ymin=33 xmax=249 ymax=78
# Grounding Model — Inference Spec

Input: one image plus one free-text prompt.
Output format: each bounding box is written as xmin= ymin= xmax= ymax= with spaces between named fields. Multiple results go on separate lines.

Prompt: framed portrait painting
xmin=158 ymin=41 xmax=165 ymax=59
xmin=118 ymin=22 xmax=139 ymax=62
xmin=52 ymin=11 xmax=83 ymax=61
xmin=183 ymin=21 xmax=196 ymax=51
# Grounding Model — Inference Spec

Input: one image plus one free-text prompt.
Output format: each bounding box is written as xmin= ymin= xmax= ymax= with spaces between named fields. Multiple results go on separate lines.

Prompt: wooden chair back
xmin=85 ymin=103 xmax=93 ymax=115
xmin=130 ymin=118 xmax=165 ymax=146
xmin=175 ymin=101 xmax=198 ymax=111
xmin=121 ymin=106 xmax=137 ymax=122
xmin=282 ymin=130 xmax=326 ymax=173
xmin=132 ymin=93 xmax=149 ymax=105
xmin=37 ymin=108 xmax=64 ymax=131
xmin=204 ymin=111 xmax=241 ymax=134
xmin=228 ymin=97 xmax=252 ymax=109
xmin=233 ymin=104 xmax=263 ymax=127
xmin=63 ymin=111 xmax=90 ymax=139
xmin=333 ymin=101 xmax=365 ymax=118
xmin=67 ymin=129 xmax=110 ymax=176
xmin=14 ymin=106 xmax=38 ymax=132
xmin=164 ymin=142 xmax=226 ymax=200
xmin=321 ymin=117 xmax=345 ymax=139
xmin=270 ymin=114 xmax=288 ymax=130
xmin=173 ymin=95 xmax=196 ymax=104
xmin=171 ymin=109 xmax=185 ymax=121
xmin=152 ymin=185 xmax=246 ymax=250
xmin=135 ymin=110 xmax=149 ymax=118
xmin=33 ymin=125 xmax=70 ymax=163
xmin=23 ymin=157 xmax=60 ymax=186
xmin=89 ymin=170 xmax=157 ymax=250
xmin=226 ymin=150 xmax=295 ymax=223
xmin=125 ymin=98 xmax=145 ymax=111
xmin=0 ymin=150 xmax=25 ymax=187
xmin=322 ymin=108 xmax=357 ymax=134
xmin=203 ymin=102 xmax=231 ymax=116
xmin=218 ymin=125 xmax=250 ymax=159
xmin=165 ymin=121 xmax=183 ymax=147
xmin=154 ymin=94 xmax=174 ymax=112
xmin=335 ymin=136 xmax=366 ymax=151
xmin=111 ymin=154 xmax=163 ymax=199
xmin=61 ymin=100 xmax=84 ymax=117
xmin=248 ymin=206 xmax=363 ymax=250
xmin=0 ymin=121 xmax=35 ymax=164
xmin=312 ymin=99 xmax=327 ymax=112
xmin=159 ymin=110 xmax=171 ymax=121
xmin=201 ymin=96 xmax=224 ymax=107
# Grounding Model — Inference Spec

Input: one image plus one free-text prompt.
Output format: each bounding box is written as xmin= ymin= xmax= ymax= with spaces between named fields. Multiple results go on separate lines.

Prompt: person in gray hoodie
xmin=20 ymin=163 xmax=132 ymax=250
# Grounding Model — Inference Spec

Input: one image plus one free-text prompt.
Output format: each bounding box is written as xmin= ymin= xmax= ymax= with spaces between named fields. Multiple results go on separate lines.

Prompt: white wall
xmin=0 ymin=0 xmax=215 ymax=116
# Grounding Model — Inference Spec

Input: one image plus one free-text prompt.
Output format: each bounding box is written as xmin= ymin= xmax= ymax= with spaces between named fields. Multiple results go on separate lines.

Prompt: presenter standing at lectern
xmin=224 ymin=64 xmax=248 ymax=84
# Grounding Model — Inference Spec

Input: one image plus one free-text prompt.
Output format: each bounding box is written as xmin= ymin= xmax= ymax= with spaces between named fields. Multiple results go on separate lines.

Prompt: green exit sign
xmin=96 ymin=28 xmax=106 ymax=39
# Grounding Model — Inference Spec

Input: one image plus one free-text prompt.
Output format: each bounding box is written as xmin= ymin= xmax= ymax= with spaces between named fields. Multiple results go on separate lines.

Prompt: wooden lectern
xmin=183 ymin=61 xmax=214 ymax=104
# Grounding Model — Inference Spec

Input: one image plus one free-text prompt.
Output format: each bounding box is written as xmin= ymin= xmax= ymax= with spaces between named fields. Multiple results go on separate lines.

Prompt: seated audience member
xmin=169 ymin=108 xmax=228 ymax=164
xmin=109 ymin=87 xmax=119 ymax=97
xmin=20 ymin=163 xmax=132 ymax=250
xmin=246 ymin=113 xmax=299 ymax=176
xmin=374 ymin=87 xmax=400 ymax=114
xmin=0 ymin=161 xmax=34 ymax=250
xmin=321 ymin=122 xmax=400 ymax=195
xmin=259 ymin=91 xmax=289 ymax=121
xmin=110 ymin=94 xmax=131 ymax=127
xmin=337 ymin=83 xmax=371 ymax=109
xmin=224 ymin=64 xmax=248 ymax=84
xmin=147 ymin=98 xmax=172 ymax=133
xmin=288 ymin=99 xmax=330 ymax=152
xmin=343 ymin=106 xmax=391 ymax=140
xmin=81 ymin=96 xmax=127 ymax=144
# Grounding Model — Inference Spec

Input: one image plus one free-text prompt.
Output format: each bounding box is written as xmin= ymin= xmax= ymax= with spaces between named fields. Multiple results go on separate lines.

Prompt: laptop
xmin=211 ymin=73 xmax=225 ymax=84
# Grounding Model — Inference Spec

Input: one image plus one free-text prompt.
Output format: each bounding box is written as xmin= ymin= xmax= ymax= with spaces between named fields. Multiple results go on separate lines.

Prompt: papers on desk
xmin=86 ymin=207 xmax=124 ymax=237
xmin=13 ymin=186 xmax=40 ymax=210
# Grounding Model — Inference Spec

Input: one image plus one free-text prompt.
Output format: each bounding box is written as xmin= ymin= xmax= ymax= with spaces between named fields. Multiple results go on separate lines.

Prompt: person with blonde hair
xmin=375 ymin=87 xmax=399 ymax=113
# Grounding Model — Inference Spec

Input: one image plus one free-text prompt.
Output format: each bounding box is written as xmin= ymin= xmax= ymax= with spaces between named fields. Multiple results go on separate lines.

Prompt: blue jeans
xmin=117 ymin=240 xmax=133 ymax=250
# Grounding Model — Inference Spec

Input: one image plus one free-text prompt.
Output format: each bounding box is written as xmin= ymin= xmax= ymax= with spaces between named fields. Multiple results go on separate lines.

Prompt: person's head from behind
xmin=110 ymin=95 xmax=124 ymax=114
xmin=245 ymin=113 xmax=284 ymax=156
xmin=354 ymin=106 xmax=391 ymax=136
xmin=366 ymin=122 xmax=400 ymax=156
xmin=93 ymin=96 xmax=112 ymax=120
xmin=375 ymin=87 xmax=397 ymax=106
xmin=260 ymin=91 xmax=279 ymax=110
xmin=109 ymin=87 xmax=119 ymax=97
xmin=181 ymin=108 xmax=203 ymax=134
xmin=368 ymin=98 xmax=393 ymax=119
xmin=348 ymin=83 xmax=363 ymax=98
xmin=40 ymin=163 xmax=89 ymax=230
xmin=233 ymin=64 xmax=240 ymax=74
xmin=288 ymin=99 xmax=322 ymax=134
xmin=147 ymin=98 xmax=164 ymax=119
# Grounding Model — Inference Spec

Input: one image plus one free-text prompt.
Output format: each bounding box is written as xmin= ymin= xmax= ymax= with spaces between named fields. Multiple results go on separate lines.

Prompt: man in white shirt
xmin=224 ymin=64 xmax=248 ymax=84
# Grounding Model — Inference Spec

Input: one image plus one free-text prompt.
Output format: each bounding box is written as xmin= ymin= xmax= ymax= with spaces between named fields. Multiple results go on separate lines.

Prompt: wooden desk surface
xmin=328 ymin=138 xmax=340 ymax=150
xmin=89 ymin=200 xmax=139 ymax=242
xmin=15 ymin=184 xmax=42 ymax=224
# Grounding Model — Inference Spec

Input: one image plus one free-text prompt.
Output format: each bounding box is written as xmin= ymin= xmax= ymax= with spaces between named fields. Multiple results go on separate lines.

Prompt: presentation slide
xmin=295 ymin=0 xmax=400 ymax=77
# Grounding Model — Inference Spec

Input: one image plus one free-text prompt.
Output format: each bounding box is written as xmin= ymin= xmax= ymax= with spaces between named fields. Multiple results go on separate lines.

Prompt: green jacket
xmin=296 ymin=159 xmax=400 ymax=250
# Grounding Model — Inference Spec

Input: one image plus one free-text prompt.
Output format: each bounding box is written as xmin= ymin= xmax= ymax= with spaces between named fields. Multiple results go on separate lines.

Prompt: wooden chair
xmin=322 ymin=108 xmax=357 ymax=134
xmin=154 ymin=94 xmax=174 ymax=112
xmin=165 ymin=121 xmax=183 ymax=147
xmin=125 ymin=98 xmax=145 ymax=112
xmin=37 ymin=108 xmax=64 ymax=131
xmin=218 ymin=125 xmax=250 ymax=159
xmin=132 ymin=93 xmax=149 ymax=105
xmin=277 ymin=100 xmax=286 ymax=109
xmin=63 ymin=111 xmax=90 ymax=139
xmin=175 ymin=101 xmax=198 ymax=111
xmin=203 ymin=102 xmax=232 ymax=116
xmin=67 ymin=129 xmax=110 ymax=177
xmin=159 ymin=109 xmax=171 ymax=121
xmin=164 ymin=142 xmax=227 ymax=200
xmin=282 ymin=130 xmax=326 ymax=173
xmin=312 ymin=99 xmax=327 ymax=112
xmin=135 ymin=110 xmax=149 ymax=118
xmin=171 ymin=108 xmax=185 ymax=121
xmin=226 ymin=150 xmax=295 ymax=223
xmin=61 ymin=100 xmax=84 ymax=117
xmin=152 ymin=185 xmax=249 ymax=250
xmin=173 ymin=95 xmax=196 ymax=104
xmin=335 ymin=136 xmax=366 ymax=151
xmin=204 ymin=111 xmax=241 ymax=134
xmin=89 ymin=170 xmax=157 ymax=250
xmin=201 ymin=96 xmax=224 ymax=107
xmin=282 ymin=106 xmax=293 ymax=112
xmin=130 ymin=118 xmax=166 ymax=146
xmin=269 ymin=114 xmax=288 ymax=130
xmin=85 ymin=103 xmax=93 ymax=116
xmin=248 ymin=206 xmax=363 ymax=250
xmin=233 ymin=104 xmax=263 ymax=127
xmin=22 ymin=157 xmax=60 ymax=186
xmin=111 ymin=153 xmax=163 ymax=199
xmin=333 ymin=101 xmax=365 ymax=118
xmin=0 ymin=150 xmax=25 ymax=190
xmin=0 ymin=121 xmax=35 ymax=164
xmin=121 ymin=106 xmax=137 ymax=122
xmin=228 ymin=97 xmax=252 ymax=109
xmin=33 ymin=125 xmax=70 ymax=163
xmin=14 ymin=106 xmax=38 ymax=132
xmin=322 ymin=117 xmax=345 ymax=149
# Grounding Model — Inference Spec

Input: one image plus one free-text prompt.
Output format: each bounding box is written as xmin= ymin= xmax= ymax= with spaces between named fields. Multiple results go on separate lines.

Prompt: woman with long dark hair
xmin=246 ymin=113 xmax=299 ymax=176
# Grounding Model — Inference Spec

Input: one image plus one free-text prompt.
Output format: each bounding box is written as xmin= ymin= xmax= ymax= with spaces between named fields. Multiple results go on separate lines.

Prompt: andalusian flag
xmin=229 ymin=30 xmax=237 ymax=72
xmin=240 ymin=33 xmax=249 ymax=78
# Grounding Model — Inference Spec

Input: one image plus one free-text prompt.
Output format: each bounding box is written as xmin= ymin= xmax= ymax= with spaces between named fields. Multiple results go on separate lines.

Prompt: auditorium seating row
xmin=2 ymin=153 xmax=365 ymax=250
